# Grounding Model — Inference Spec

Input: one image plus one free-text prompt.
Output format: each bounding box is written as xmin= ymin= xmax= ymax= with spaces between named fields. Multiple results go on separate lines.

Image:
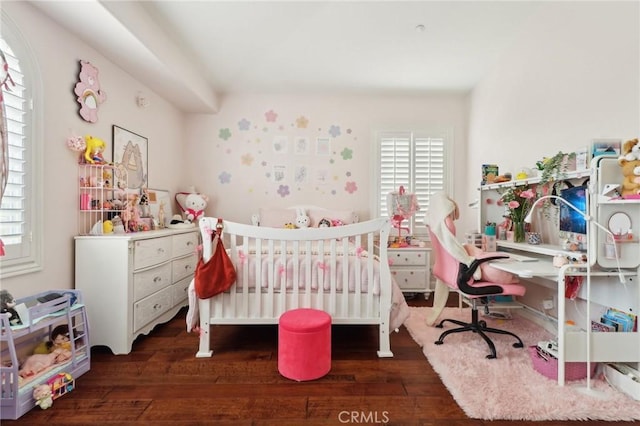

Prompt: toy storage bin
xmin=528 ymin=346 xmax=597 ymax=381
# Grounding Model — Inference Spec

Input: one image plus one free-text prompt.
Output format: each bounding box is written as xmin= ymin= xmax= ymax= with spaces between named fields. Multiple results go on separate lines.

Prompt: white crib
xmin=193 ymin=216 xmax=407 ymax=358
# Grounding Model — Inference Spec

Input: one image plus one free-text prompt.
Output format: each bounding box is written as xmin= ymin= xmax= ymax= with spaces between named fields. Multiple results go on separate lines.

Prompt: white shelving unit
xmin=78 ymin=163 xmax=128 ymax=235
xmin=478 ymin=155 xmax=639 ymax=383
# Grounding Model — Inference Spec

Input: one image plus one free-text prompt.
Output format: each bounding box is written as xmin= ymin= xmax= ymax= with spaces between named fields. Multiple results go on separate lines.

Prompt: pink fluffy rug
xmin=404 ymin=306 xmax=640 ymax=421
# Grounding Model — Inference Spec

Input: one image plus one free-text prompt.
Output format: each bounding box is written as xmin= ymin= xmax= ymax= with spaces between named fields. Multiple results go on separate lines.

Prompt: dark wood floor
xmin=8 ymin=295 xmax=634 ymax=425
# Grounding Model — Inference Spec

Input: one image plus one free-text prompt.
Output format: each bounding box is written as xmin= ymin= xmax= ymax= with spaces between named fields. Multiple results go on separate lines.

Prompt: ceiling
xmin=31 ymin=1 xmax=548 ymax=113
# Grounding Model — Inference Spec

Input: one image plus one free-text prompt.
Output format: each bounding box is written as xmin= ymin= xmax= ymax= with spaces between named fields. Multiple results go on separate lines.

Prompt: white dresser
xmin=376 ymin=244 xmax=431 ymax=297
xmin=75 ymin=228 xmax=199 ymax=354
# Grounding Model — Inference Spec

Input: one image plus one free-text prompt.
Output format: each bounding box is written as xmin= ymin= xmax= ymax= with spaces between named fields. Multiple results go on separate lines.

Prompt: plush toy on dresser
xmin=619 ymin=138 xmax=640 ymax=198
xmin=176 ymin=190 xmax=209 ymax=224
xmin=0 ymin=289 xmax=22 ymax=326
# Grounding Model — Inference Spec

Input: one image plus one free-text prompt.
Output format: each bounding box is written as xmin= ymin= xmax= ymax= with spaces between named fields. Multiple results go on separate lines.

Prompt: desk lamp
xmin=525 ymin=194 xmax=624 ymax=397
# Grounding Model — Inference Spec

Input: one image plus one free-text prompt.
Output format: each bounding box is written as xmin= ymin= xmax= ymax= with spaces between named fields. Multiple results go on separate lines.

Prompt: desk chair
xmin=428 ymin=227 xmax=527 ymax=359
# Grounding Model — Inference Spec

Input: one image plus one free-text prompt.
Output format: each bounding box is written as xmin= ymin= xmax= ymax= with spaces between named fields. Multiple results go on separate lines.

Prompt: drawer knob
xmin=153 ymin=276 xmax=161 ymax=283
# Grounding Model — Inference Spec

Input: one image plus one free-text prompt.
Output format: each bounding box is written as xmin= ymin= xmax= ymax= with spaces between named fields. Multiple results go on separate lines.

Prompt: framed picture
xmin=316 ymin=137 xmax=330 ymax=155
xmin=147 ymin=188 xmax=173 ymax=228
xmin=113 ymin=125 xmax=148 ymax=189
xmin=591 ymin=139 xmax=621 ymax=158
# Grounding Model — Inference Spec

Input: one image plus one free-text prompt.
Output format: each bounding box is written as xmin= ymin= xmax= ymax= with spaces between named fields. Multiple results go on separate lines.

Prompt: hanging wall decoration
xmin=73 ymin=60 xmax=106 ymax=123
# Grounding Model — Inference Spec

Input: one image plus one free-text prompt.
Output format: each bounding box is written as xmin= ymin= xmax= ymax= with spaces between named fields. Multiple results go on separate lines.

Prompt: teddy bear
xmin=0 ymin=289 xmax=22 ymax=326
xmin=619 ymin=158 xmax=640 ymax=198
xmin=619 ymin=138 xmax=640 ymax=162
xmin=33 ymin=384 xmax=53 ymax=410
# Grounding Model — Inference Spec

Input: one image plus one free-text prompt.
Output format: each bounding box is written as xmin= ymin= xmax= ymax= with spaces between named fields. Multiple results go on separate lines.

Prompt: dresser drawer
xmin=134 ymin=237 xmax=172 ymax=270
xmin=133 ymin=286 xmax=173 ymax=332
xmin=133 ymin=262 xmax=172 ymax=302
xmin=391 ymin=269 xmax=429 ymax=290
xmin=172 ymin=276 xmax=192 ymax=306
xmin=173 ymin=232 xmax=199 ymax=258
xmin=388 ymin=250 xmax=428 ymax=266
xmin=172 ymin=254 xmax=197 ymax=282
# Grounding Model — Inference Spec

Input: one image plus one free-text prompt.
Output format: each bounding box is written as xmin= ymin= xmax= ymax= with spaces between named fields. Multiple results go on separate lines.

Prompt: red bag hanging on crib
xmin=194 ymin=218 xmax=236 ymax=299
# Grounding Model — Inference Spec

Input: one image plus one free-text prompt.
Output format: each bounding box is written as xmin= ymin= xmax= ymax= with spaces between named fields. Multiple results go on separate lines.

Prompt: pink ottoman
xmin=278 ymin=308 xmax=331 ymax=381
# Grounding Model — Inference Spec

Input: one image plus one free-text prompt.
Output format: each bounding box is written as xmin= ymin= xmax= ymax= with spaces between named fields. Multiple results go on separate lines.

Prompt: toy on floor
xmin=32 ymin=384 xmax=53 ymax=410
xmin=0 ymin=289 xmax=22 ymax=326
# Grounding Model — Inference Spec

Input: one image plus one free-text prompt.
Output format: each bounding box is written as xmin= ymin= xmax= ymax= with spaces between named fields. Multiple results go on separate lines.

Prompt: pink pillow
xmin=258 ymin=208 xmax=297 ymax=228
xmin=464 ymin=244 xmax=519 ymax=284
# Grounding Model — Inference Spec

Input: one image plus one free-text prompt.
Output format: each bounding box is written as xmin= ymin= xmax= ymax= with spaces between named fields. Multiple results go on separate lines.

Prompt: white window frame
xmin=0 ymin=14 xmax=43 ymax=278
xmin=371 ymin=130 xmax=451 ymax=238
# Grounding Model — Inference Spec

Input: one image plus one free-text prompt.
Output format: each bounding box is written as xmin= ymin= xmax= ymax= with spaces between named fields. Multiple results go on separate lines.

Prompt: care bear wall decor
xmin=73 ymin=60 xmax=106 ymax=123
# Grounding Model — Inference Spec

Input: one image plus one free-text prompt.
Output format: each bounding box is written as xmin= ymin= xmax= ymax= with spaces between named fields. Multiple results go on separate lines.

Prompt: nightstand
xmin=376 ymin=244 xmax=431 ymax=298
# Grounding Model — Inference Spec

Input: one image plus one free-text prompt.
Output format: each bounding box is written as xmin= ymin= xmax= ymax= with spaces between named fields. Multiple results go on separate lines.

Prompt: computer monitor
xmin=558 ymin=185 xmax=588 ymax=251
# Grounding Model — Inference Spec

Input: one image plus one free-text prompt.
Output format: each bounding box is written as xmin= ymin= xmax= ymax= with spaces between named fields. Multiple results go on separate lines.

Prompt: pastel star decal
xmin=340 ymin=148 xmax=353 ymax=160
xmin=218 ymin=171 xmax=231 ymax=184
xmin=277 ymin=185 xmax=290 ymax=197
xmin=328 ymin=125 xmax=341 ymax=138
xmin=241 ymin=153 xmax=254 ymax=166
xmin=219 ymin=128 xmax=231 ymax=140
xmin=296 ymin=116 xmax=309 ymax=128
xmin=238 ymin=118 xmax=251 ymax=131
xmin=265 ymin=109 xmax=278 ymax=122
xmin=345 ymin=181 xmax=358 ymax=194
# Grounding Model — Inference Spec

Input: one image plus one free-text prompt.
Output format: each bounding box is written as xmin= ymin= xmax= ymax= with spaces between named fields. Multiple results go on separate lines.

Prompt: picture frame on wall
xmin=591 ymin=138 xmax=622 ymax=158
xmin=147 ymin=188 xmax=173 ymax=229
xmin=113 ymin=125 xmax=148 ymax=190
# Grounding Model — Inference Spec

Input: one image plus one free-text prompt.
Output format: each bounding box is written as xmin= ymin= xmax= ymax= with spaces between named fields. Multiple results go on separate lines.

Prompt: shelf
xmin=478 ymin=168 xmax=591 ymax=191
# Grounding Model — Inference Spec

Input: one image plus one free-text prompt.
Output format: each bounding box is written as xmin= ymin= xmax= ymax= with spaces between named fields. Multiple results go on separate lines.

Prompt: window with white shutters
xmin=376 ymin=131 xmax=449 ymax=236
xmin=0 ymin=22 xmax=42 ymax=278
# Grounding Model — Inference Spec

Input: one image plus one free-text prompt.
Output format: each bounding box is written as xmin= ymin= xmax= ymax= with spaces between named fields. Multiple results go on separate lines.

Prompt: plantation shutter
xmin=0 ymin=40 xmax=30 ymax=259
xmin=378 ymin=132 xmax=447 ymax=234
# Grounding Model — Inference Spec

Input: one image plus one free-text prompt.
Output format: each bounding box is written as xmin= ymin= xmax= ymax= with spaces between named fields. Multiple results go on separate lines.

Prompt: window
xmin=374 ymin=131 xmax=450 ymax=236
xmin=0 ymin=18 xmax=42 ymax=278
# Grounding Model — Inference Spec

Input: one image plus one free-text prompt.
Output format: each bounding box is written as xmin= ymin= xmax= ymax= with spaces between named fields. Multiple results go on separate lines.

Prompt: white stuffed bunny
xmin=295 ymin=208 xmax=310 ymax=228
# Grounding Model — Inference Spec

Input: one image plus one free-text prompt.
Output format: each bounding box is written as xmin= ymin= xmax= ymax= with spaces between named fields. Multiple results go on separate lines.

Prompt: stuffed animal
xmin=0 ymin=289 xmax=22 ymax=326
xmin=295 ymin=208 xmax=310 ymax=228
xmin=33 ymin=384 xmax=53 ymax=410
xmin=83 ymin=135 xmax=106 ymax=164
xmin=619 ymin=157 xmax=640 ymax=198
xmin=619 ymin=138 xmax=640 ymax=162
xmin=318 ymin=218 xmax=331 ymax=228
xmin=178 ymin=193 xmax=208 ymax=223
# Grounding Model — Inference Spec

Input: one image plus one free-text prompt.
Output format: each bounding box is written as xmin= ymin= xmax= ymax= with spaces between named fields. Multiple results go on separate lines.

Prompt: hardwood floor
xmin=9 ymin=295 xmax=635 ymax=425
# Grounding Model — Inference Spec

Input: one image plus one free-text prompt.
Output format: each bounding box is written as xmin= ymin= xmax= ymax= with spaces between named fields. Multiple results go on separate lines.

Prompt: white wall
xmin=1 ymin=2 xmax=187 ymax=298
xmin=464 ymin=1 xmax=639 ymax=235
xmin=183 ymin=93 xmax=468 ymax=224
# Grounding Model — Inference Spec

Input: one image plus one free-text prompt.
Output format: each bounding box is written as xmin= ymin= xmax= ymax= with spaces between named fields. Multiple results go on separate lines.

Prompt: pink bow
xmin=317 ymin=261 xmax=329 ymax=271
xmin=356 ymin=247 xmax=364 ymax=258
xmin=237 ymin=250 xmax=247 ymax=265
xmin=278 ymin=265 xmax=286 ymax=276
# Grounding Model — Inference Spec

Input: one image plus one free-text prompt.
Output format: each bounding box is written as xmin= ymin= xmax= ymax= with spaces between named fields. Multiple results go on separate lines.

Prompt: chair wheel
xmin=486 ymin=354 xmax=496 ymax=359
xmin=436 ymin=324 xmax=444 ymax=329
xmin=434 ymin=340 xmax=443 ymax=345
xmin=479 ymin=320 xmax=487 ymax=328
xmin=513 ymin=342 xmax=524 ymax=348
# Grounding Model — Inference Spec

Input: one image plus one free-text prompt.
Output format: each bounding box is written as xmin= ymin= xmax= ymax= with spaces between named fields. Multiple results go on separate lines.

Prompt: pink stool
xmin=278 ymin=308 xmax=331 ymax=381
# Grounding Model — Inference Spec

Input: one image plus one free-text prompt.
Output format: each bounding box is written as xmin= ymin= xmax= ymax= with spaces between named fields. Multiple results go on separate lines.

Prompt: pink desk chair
xmin=428 ymin=226 xmax=527 ymax=359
